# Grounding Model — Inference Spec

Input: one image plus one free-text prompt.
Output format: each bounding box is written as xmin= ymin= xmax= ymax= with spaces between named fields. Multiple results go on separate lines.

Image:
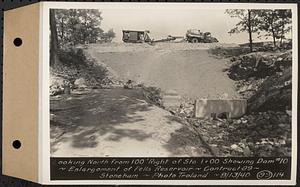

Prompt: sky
xmin=49 ymin=2 xmax=294 ymax=44
xmin=100 ymin=9 xmax=251 ymax=44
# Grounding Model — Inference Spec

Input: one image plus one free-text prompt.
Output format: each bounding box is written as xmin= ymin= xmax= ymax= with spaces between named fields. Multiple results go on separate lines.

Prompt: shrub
xmin=58 ymin=48 xmax=88 ymax=67
xmin=209 ymin=46 xmax=250 ymax=58
xmin=52 ymin=47 xmax=108 ymax=90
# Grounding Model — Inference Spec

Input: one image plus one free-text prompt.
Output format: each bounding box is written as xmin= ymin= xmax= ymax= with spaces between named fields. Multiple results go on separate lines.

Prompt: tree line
xmin=50 ymin=9 xmax=115 ymax=66
xmin=226 ymin=9 xmax=292 ymax=52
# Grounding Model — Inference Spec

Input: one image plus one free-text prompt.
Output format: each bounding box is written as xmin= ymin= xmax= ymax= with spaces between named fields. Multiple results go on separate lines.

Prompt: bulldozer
xmin=186 ymin=29 xmax=218 ymax=43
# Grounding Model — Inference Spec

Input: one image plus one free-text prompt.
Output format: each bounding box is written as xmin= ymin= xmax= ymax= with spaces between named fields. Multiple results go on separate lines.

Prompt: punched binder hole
xmin=12 ymin=140 xmax=21 ymax=149
xmin=13 ymin=38 xmax=22 ymax=47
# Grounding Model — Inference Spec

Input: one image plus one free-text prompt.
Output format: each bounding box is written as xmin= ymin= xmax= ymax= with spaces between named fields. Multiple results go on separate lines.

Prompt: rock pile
xmin=227 ymin=51 xmax=292 ymax=81
xmin=142 ymin=86 xmax=163 ymax=106
xmin=184 ymin=110 xmax=291 ymax=157
xmin=50 ymin=59 xmax=113 ymax=96
xmin=227 ymin=111 xmax=292 ymax=157
xmin=226 ymin=50 xmax=292 ymax=112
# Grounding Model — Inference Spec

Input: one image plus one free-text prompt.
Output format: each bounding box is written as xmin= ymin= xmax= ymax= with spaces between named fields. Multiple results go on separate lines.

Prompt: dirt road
xmin=51 ymin=88 xmax=210 ymax=157
xmin=86 ymin=43 xmax=239 ymax=99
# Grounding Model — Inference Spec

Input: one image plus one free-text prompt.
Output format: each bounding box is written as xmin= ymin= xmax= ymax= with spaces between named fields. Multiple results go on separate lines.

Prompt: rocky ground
xmin=135 ymin=45 xmax=293 ymax=157
xmin=168 ymin=46 xmax=293 ymax=157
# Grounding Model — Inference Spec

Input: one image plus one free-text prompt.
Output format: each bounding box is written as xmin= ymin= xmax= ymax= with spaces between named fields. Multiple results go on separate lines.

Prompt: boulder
xmin=50 ymin=76 xmax=66 ymax=96
xmin=74 ymin=78 xmax=87 ymax=89
xmin=195 ymin=99 xmax=247 ymax=119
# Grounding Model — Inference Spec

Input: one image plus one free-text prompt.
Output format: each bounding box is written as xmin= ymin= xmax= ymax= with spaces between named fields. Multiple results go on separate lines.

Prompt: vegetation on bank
xmin=50 ymin=9 xmax=116 ymax=96
xmin=193 ymin=44 xmax=292 ymax=157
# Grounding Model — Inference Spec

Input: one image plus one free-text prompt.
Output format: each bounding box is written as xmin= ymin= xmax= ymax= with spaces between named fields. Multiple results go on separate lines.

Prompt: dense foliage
xmin=50 ymin=9 xmax=116 ymax=67
xmin=50 ymin=9 xmax=111 ymax=93
xmin=54 ymin=9 xmax=115 ymax=48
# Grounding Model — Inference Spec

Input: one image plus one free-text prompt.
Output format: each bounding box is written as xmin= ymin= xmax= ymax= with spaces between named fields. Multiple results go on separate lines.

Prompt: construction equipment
xmin=122 ymin=30 xmax=152 ymax=43
xmin=186 ymin=29 xmax=218 ymax=43
xmin=122 ymin=30 xmax=185 ymax=44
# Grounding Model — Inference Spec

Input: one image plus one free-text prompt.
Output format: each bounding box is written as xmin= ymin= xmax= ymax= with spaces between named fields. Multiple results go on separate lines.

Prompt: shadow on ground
xmin=163 ymin=115 xmax=211 ymax=156
xmin=50 ymin=88 xmax=211 ymax=156
xmin=50 ymin=88 xmax=153 ymax=154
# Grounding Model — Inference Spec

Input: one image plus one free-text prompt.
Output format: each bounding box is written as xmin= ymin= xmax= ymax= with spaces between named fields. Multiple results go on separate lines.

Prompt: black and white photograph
xmin=49 ymin=4 xmax=295 ymax=159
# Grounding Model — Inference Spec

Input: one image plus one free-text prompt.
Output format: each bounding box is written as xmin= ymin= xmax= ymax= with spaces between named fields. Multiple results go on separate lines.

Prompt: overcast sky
xmin=100 ymin=9 xmax=252 ymax=44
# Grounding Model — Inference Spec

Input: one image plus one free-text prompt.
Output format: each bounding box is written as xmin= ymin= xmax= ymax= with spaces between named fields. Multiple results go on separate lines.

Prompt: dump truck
xmin=122 ymin=30 xmax=152 ymax=43
xmin=186 ymin=29 xmax=218 ymax=43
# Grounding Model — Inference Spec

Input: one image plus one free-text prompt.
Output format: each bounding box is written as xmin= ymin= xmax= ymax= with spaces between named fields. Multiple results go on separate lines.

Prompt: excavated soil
xmin=86 ymin=43 xmax=240 ymax=99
